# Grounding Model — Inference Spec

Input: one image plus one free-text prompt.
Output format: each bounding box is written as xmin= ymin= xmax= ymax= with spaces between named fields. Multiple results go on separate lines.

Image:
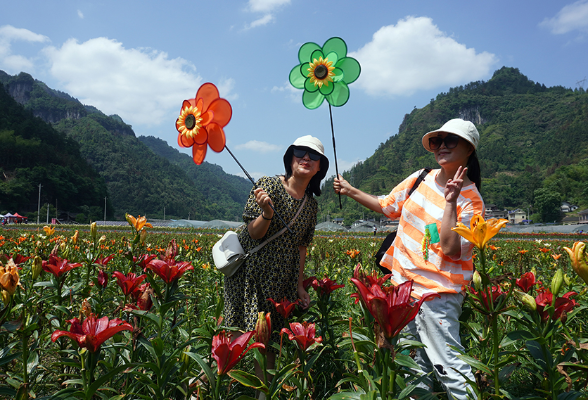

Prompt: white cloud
xmin=248 ymin=0 xmax=290 ymax=13
xmin=540 ymin=0 xmax=588 ymax=35
xmin=217 ymin=77 xmax=239 ymax=101
xmin=77 ymin=10 xmax=84 ymax=19
xmin=271 ymin=81 xmax=299 ymax=102
xmin=236 ymin=171 xmax=265 ymax=181
xmin=247 ymin=14 xmax=274 ymax=29
xmin=0 ymin=25 xmax=50 ymax=74
xmin=235 ymin=140 xmax=282 ymax=153
xmin=350 ymin=17 xmax=497 ymax=97
xmin=42 ymin=37 xmax=208 ymax=128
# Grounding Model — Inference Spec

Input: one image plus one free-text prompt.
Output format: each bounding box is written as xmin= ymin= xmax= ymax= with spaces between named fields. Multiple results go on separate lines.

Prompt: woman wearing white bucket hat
xmin=334 ymin=118 xmax=484 ymax=399
xmin=224 ymin=135 xmax=329 ymax=391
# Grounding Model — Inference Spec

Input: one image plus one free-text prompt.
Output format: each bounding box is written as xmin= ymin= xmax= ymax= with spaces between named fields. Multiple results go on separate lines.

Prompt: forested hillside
xmin=318 ymin=67 xmax=588 ymax=224
xmin=0 ymin=71 xmax=252 ymax=221
xmin=0 ymin=83 xmax=108 ymax=221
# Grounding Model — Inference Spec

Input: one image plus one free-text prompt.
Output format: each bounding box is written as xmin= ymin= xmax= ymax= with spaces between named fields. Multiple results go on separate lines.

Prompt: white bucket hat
xmin=421 ymin=119 xmax=479 ymax=152
xmin=283 ymin=135 xmax=329 ymax=181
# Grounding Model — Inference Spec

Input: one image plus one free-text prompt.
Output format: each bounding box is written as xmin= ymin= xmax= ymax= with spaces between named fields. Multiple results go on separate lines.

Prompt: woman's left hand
xmin=297 ymin=286 xmax=310 ymax=309
xmin=444 ymin=166 xmax=467 ymax=203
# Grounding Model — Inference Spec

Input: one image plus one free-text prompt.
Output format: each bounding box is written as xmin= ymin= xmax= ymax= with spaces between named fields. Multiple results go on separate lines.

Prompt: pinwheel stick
xmin=329 ymin=104 xmax=343 ymax=209
xmin=224 ymin=145 xmax=293 ymax=234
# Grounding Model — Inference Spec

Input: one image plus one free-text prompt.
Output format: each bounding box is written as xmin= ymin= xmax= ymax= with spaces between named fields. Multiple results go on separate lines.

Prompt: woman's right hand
xmin=254 ymin=187 xmax=274 ymax=219
xmin=333 ymin=174 xmax=353 ymax=196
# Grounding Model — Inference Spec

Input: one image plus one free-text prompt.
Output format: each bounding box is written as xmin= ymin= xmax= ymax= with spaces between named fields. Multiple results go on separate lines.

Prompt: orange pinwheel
xmin=176 ymin=83 xmax=232 ymax=165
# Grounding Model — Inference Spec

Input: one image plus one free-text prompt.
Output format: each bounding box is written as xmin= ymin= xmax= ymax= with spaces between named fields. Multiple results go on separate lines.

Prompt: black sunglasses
xmin=429 ymin=134 xmax=460 ymax=150
xmin=293 ymin=148 xmax=321 ymax=161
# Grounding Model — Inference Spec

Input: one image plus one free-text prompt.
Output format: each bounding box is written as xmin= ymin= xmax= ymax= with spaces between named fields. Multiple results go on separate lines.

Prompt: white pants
xmin=404 ymin=292 xmax=475 ymax=400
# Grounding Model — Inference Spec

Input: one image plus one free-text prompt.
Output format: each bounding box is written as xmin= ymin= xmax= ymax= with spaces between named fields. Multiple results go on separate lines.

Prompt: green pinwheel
xmin=289 ymin=37 xmax=361 ymax=110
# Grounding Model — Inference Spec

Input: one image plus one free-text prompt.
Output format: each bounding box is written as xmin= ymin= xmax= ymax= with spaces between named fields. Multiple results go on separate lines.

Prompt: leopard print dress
xmin=223 ymin=176 xmax=317 ymax=347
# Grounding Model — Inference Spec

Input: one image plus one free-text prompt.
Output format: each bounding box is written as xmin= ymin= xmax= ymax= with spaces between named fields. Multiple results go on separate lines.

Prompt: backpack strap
xmin=407 ymin=168 xmax=432 ymax=197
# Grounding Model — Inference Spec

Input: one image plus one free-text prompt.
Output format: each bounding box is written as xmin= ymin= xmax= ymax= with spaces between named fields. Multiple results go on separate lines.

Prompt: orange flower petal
xmin=208 ymin=98 xmax=232 ymax=127
xmin=201 ymin=110 xmax=214 ymax=126
xmin=193 ymin=126 xmax=208 ymax=145
xmin=207 ymin=124 xmax=226 ymax=153
xmin=181 ymin=99 xmax=194 ymax=111
xmin=178 ymin=132 xmax=195 ymax=148
xmin=196 ymin=83 xmax=220 ymax=112
xmin=192 ymin=143 xmax=207 ymax=165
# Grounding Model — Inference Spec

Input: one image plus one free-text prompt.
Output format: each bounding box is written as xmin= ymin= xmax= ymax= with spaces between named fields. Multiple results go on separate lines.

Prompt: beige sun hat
xmin=283 ymin=135 xmax=329 ymax=181
xmin=421 ymin=119 xmax=480 ymax=152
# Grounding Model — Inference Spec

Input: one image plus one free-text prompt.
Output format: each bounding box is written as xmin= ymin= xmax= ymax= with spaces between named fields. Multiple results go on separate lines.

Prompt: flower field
xmin=0 ymin=218 xmax=587 ymax=400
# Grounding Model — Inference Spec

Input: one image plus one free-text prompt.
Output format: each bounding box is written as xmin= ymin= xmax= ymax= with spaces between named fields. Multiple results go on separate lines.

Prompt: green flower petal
xmin=299 ymin=62 xmax=310 ymax=79
xmin=326 ymin=82 xmax=350 ymax=107
xmin=304 ymin=77 xmax=319 ymax=93
xmin=325 ymin=51 xmax=338 ymax=66
xmin=323 ymin=37 xmax=347 ymax=59
xmin=319 ymin=82 xmax=335 ymax=96
xmin=303 ymin=90 xmax=325 ymax=110
xmin=310 ymin=49 xmax=325 ymax=63
xmin=299 ymin=42 xmax=321 ymax=63
xmin=332 ymin=67 xmax=344 ymax=83
xmin=336 ymin=57 xmax=361 ymax=84
xmin=289 ymin=64 xmax=306 ymax=89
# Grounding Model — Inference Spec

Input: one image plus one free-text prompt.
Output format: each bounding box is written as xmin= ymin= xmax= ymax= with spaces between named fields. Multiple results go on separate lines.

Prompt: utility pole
xmin=104 ymin=197 xmax=107 ymax=222
xmin=46 ymin=203 xmax=49 ymax=224
xmin=163 ymin=206 xmax=166 ymax=220
xmin=37 ymin=184 xmax=42 ymax=224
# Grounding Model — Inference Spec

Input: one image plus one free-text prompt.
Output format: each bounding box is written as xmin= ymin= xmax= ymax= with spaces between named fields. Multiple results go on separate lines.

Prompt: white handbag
xmin=212 ymin=196 xmax=307 ymax=277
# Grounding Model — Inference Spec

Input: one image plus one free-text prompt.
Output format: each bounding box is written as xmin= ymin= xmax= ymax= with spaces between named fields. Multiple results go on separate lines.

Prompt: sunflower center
xmin=185 ymin=114 xmax=197 ymax=130
xmin=314 ymin=65 xmax=328 ymax=80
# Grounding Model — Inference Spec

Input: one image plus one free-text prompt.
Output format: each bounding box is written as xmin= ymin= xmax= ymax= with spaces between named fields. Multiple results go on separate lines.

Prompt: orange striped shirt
xmin=378 ymin=169 xmax=484 ymax=297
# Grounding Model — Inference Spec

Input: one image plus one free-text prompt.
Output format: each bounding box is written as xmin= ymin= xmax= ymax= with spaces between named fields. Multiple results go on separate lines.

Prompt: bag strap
xmin=407 ymin=168 xmax=432 ymax=197
xmin=247 ymin=195 xmax=308 ymax=256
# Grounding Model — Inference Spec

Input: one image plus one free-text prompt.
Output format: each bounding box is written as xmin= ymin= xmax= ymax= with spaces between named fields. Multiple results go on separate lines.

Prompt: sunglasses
xmin=293 ymin=148 xmax=321 ymax=161
xmin=429 ymin=134 xmax=460 ymax=150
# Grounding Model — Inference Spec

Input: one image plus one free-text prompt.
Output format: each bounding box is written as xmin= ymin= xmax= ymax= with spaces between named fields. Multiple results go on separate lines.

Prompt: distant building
xmin=485 ymin=204 xmax=508 ymax=219
xmin=579 ymin=209 xmax=588 ymax=224
xmin=561 ymin=201 xmax=579 ymax=213
xmin=562 ymin=215 xmax=579 ymax=225
xmin=508 ymin=209 xmax=527 ymax=225
xmin=333 ymin=218 xmax=345 ymax=226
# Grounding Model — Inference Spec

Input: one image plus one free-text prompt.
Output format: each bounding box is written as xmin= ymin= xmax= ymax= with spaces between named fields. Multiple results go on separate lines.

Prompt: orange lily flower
xmin=176 ymin=83 xmax=232 ymax=165
xmin=0 ymin=259 xmax=22 ymax=296
xmin=43 ymin=226 xmax=55 ymax=236
xmin=538 ymin=247 xmax=550 ymax=253
xmin=518 ymin=250 xmax=528 ymax=255
xmin=552 ymin=254 xmax=562 ymax=260
xmin=452 ymin=215 xmax=508 ymax=250
xmin=125 ymin=214 xmax=153 ymax=232
xmin=563 ymin=242 xmax=588 ymax=285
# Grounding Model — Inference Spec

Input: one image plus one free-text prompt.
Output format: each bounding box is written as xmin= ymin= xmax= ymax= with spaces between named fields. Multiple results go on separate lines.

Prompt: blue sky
xmin=1 ymin=0 xmax=587 ymax=181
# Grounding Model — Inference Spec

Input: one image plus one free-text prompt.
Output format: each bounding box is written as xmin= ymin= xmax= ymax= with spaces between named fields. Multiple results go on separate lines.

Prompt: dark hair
xmin=283 ymin=147 xmax=324 ymax=197
xmin=467 ymin=151 xmax=481 ymax=191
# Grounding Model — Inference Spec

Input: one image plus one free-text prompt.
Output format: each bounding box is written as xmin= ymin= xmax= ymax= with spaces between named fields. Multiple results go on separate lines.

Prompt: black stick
xmin=224 ymin=145 xmax=293 ymax=234
xmin=328 ymin=104 xmax=343 ymax=209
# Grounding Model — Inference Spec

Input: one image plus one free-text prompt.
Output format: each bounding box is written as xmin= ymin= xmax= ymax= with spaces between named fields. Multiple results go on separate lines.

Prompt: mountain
xmin=318 ymin=67 xmax=588 ymax=224
xmin=0 ymin=71 xmax=251 ymax=221
xmin=0 ymin=79 xmax=108 ymax=220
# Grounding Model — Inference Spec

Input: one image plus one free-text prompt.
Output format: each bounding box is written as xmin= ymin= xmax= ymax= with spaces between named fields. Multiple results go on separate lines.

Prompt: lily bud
xmin=551 ymin=269 xmax=563 ymax=297
xmin=254 ymin=311 xmax=271 ymax=350
xmin=514 ymin=290 xmax=537 ymax=312
xmin=563 ymin=242 xmax=588 ymax=285
xmin=32 ymin=256 xmax=43 ymax=280
xmin=72 ymin=230 xmax=79 ymax=244
xmin=564 ymin=273 xmax=571 ymax=286
xmin=139 ymin=230 xmax=147 ymax=245
xmin=531 ymin=267 xmax=537 ymax=277
xmin=79 ymin=298 xmax=92 ymax=319
xmin=90 ymin=222 xmax=97 ymax=242
xmin=97 ymin=269 xmax=108 ymax=288
xmin=60 ymin=242 xmax=67 ymax=252
xmin=472 ymin=271 xmax=482 ymax=291
xmin=99 ymin=235 xmax=106 ymax=244
xmin=1 ymin=290 xmax=10 ymax=306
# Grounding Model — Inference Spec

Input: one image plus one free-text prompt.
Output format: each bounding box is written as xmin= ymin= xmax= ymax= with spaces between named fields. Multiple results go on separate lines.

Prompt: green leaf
xmin=184 ymin=351 xmax=216 ymax=393
xmin=228 ymin=369 xmax=268 ymax=392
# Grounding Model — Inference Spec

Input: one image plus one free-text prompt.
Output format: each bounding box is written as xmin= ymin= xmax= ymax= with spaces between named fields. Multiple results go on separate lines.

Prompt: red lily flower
xmin=535 ymin=290 xmax=578 ymax=323
xmin=10 ymin=254 xmax=32 ymax=266
xmin=42 ymin=255 xmax=83 ymax=279
xmin=302 ymin=276 xmax=317 ymax=290
xmin=135 ymin=254 xmax=157 ymax=272
xmin=211 ymin=330 xmax=264 ymax=375
xmin=97 ymin=269 xmax=109 ymax=288
xmin=112 ymin=271 xmax=146 ymax=296
xmin=254 ymin=312 xmax=272 ymax=350
xmin=147 ymin=259 xmax=193 ymax=284
xmin=351 ymin=279 xmax=439 ymax=341
xmin=94 ymin=255 xmax=114 ymax=267
xmin=51 ymin=314 xmax=133 ymax=352
xmin=309 ymin=276 xmax=345 ymax=296
xmin=280 ymin=322 xmax=323 ymax=352
xmin=515 ymin=272 xmax=536 ymax=293
xmin=268 ymin=297 xmax=299 ymax=319
xmin=468 ymin=285 xmax=504 ymax=313
xmin=353 ymin=263 xmax=391 ymax=289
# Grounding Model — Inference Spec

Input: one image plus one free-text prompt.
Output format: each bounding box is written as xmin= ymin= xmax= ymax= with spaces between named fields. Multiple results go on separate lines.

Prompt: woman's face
xmin=290 ymin=148 xmax=321 ymax=180
xmin=432 ymin=133 xmax=473 ymax=168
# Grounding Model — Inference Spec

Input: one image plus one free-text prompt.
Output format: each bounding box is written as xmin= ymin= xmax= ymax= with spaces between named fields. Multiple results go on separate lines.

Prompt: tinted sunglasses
xmin=293 ymin=148 xmax=321 ymax=161
xmin=429 ymin=134 xmax=460 ymax=150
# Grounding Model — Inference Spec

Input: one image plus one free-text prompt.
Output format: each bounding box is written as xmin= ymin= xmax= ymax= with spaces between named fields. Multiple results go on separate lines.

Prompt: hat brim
xmin=422 ymin=128 xmax=476 ymax=152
